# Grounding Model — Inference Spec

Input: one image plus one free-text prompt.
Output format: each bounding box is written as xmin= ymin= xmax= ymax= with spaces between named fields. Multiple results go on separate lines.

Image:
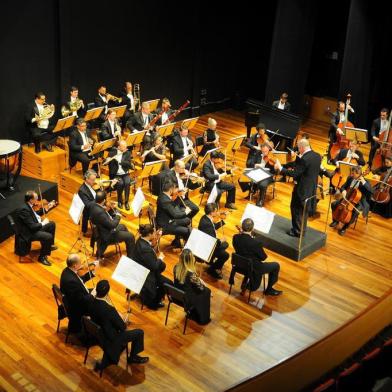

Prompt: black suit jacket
xmin=108 ymin=149 xmax=133 ymax=178
xmin=232 ymin=233 xmax=267 ymax=263
xmin=16 ymin=203 xmax=44 ymax=242
xmin=69 ymin=128 xmax=93 ymax=153
xmin=120 ymin=91 xmax=135 ymax=111
xmin=341 ymin=176 xmax=373 ymax=216
xmin=244 ymin=133 xmax=262 ymax=167
xmin=94 ymin=94 xmax=109 ymax=110
xmin=78 ymin=183 xmax=95 ymax=208
xmin=171 ymin=133 xmax=193 ymax=161
xmin=25 ymin=102 xmax=40 ymax=129
xmin=89 ymin=203 xmax=120 ymax=241
xmin=332 ymin=149 xmax=365 ymax=166
xmin=100 ymin=120 xmax=120 ymax=141
xmin=272 ymin=100 xmax=291 ymax=112
xmin=370 ymin=118 xmax=382 ymax=140
xmin=281 ymin=150 xmax=321 ymax=201
xmin=154 ymin=108 xmax=174 ymax=126
xmin=164 ymin=170 xmax=200 ymax=193
xmin=156 ymin=193 xmax=187 ymax=228
xmin=126 ymin=112 xmax=153 ymax=132
xmin=198 ymin=214 xmax=224 ymax=247
xmin=202 ymin=160 xmax=223 ymax=192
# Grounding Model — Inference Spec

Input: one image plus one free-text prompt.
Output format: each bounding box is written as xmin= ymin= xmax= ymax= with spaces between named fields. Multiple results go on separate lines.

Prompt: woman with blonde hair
xmin=173 ymin=249 xmax=211 ymax=325
xmin=200 ymin=117 xmax=220 ymax=156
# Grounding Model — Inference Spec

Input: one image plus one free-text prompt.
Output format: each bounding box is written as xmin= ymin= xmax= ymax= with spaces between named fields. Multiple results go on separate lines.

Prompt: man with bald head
xmin=107 ymin=140 xmax=135 ymax=210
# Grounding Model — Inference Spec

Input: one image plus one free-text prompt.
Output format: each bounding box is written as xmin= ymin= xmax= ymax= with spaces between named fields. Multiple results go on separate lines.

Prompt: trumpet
xmin=35 ymin=104 xmax=55 ymax=122
xmin=106 ymin=93 xmax=122 ymax=103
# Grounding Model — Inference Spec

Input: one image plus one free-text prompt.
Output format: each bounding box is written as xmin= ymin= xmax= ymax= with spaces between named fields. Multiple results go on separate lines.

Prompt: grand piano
xmin=245 ymin=98 xmax=301 ymax=151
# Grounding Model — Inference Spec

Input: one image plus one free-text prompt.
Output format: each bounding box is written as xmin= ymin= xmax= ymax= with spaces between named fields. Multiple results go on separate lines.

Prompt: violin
xmin=262 ymin=152 xmax=277 ymax=166
xmin=332 ymin=180 xmax=362 ymax=224
xmin=150 ymin=229 xmax=162 ymax=254
xmin=32 ymin=198 xmax=57 ymax=212
xmin=256 ymin=132 xmax=274 ymax=149
xmin=77 ymin=261 xmax=97 ymax=278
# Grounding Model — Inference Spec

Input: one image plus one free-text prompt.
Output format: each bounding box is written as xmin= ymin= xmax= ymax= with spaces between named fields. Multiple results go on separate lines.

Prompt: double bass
xmin=372 ymin=109 xmax=392 ymax=171
xmin=330 ymin=94 xmax=354 ymax=160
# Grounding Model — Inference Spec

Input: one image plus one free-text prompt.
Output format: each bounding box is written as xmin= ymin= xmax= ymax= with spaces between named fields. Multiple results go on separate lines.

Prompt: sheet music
xmin=112 ymin=255 xmax=149 ymax=294
xmin=184 ymin=229 xmax=217 ymax=262
xmin=131 ymin=187 xmax=145 ymax=217
xmin=207 ymin=184 xmax=219 ymax=204
xmin=245 ymin=168 xmax=272 ymax=183
xmin=241 ymin=203 xmax=275 ymax=234
xmin=69 ymin=193 xmax=85 ymax=225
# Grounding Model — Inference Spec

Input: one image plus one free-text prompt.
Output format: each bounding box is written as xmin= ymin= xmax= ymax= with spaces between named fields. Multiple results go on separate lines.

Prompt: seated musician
xmin=272 ymin=92 xmax=291 ymax=112
xmin=202 ymin=150 xmax=237 ymax=210
xmin=78 ymin=169 xmax=98 ymax=234
xmin=106 ymin=140 xmax=135 ymax=210
xmin=89 ymin=190 xmax=135 ymax=257
xmin=171 ymin=123 xmax=199 ymax=169
xmin=198 ymin=203 xmax=229 ymax=280
xmin=16 ymin=190 xmax=57 ymax=266
xmin=328 ymin=100 xmax=355 ymax=160
xmin=100 ymin=109 xmax=122 ymax=141
xmin=154 ymin=97 xmax=174 ymax=126
xmin=133 ymin=224 xmax=173 ymax=310
xmin=25 ymin=91 xmax=57 ymax=153
xmin=200 ymin=117 xmax=220 ymax=157
xmin=331 ymin=140 xmax=365 ymax=166
xmin=60 ymin=253 xmax=94 ymax=336
xmin=142 ymin=135 xmax=167 ymax=164
xmin=369 ymin=108 xmax=389 ymax=167
xmin=244 ymin=123 xmax=272 ymax=168
xmin=370 ymin=155 xmax=392 ymax=218
xmin=330 ymin=166 xmax=373 ymax=236
xmin=126 ymin=102 xmax=154 ymax=134
xmin=156 ymin=180 xmax=191 ymax=249
xmin=61 ymin=86 xmax=85 ymax=118
xmin=163 ymin=159 xmax=200 ymax=219
xmin=68 ymin=118 xmax=98 ymax=175
xmin=120 ymin=81 xmax=137 ymax=125
xmin=232 ymin=218 xmax=282 ymax=296
xmin=173 ymin=249 xmax=211 ymax=325
xmin=94 ymin=85 xmax=111 ymax=124
xmin=88 ymin=280 xmax=149 ymax=372
xmin=238 ymin=143 xmax=275 ymax=207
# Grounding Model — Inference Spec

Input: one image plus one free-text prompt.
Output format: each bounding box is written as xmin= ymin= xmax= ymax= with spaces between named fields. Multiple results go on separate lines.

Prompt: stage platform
xmin=255 ymin=214 xmax=327 ymax=261
xmin=0 ymin=176 xmax=58 ymax=243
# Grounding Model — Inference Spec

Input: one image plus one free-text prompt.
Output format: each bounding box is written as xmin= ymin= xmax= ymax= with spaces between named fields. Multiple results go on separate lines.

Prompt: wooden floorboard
xmin=0 ymin=109 xmax=391 ymax=391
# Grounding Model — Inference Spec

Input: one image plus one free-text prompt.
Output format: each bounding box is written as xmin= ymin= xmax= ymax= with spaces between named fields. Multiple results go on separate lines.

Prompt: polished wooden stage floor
xmin=0 ymin=109 xmax=391 ymax=392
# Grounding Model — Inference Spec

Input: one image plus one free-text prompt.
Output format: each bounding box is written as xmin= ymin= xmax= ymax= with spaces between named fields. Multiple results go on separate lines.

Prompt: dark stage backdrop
xmin=1 ymin=0 xmax=392 ymax=143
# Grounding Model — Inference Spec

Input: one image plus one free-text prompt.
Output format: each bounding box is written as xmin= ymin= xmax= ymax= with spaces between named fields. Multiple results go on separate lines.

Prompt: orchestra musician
xmin=239 ymin=143 xmax=276 ymax=207
xmin=200 ymin=117 xmax=220 ymax=157
xmin=88 ymin=279 xmax=149 ymax=372
xmin=15 ymin=190 xmax=57 ymax=266
xmin=232 ymin=218 xmax=282 ymax=296
xmin=171 ymin=123 xmax=199 ymax=169
xmin=198 ymin=203 xmax=229 ymax=280
xmin=331 ymin=140 xmax=365 ymax=167
xmin=68 ymin=118 xmax=98 ymax=175
xmin=275 ymin=139 xmax=321 ymax=237
xmin=94 ymin=85 xmax=113 ymax=124
xmin=89 ymin=190 xmax=135 ymax=258
xmin=133 ymin=224 xmax=173 ymax=310
xmin=173 ymin=249 xmax=211 ymax=325
xmin=142 ymin=135 xmax=167 ymax=164
xmin=100 ymin=109 xmax=122 ymax=141
xmin=60 ymin=253 xmax=94 ymax=336
xmin=126 ymin=102 xmax=154 ymax=134
xmin=244 ymin=123 xmax=272 ymax=168
xmin=369 ymin=108 xmax=389 ymax=167
xmin=154 ymin=97 xmax=174 ymax=126
xmin=25 ymin=92 xmax=57 ymax=153
xmin=78 ymin=169 xmax=98 ymax=234
xmin=370 ymin=155 xmax=392 ymax=218
xmin=156 ymin=180 xmax=191 ymax=249
xmin=202 ymin=150 xmax=237 ymax=210
xmin=61 ymin=86 xmax=85 ymax=118
xmin=272 ymin=92 xmax=291 ymax=112
xmin=120 ymin=81 xmax=137 ymax=125
xmin=330 ymin=166 xmax=373 ymax=235
xmin=106 ymin=140 xmax=135 ymax=210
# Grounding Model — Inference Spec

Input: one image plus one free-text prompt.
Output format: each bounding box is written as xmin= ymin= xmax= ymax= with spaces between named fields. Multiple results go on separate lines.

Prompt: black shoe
xmin=125 ymin=202 xmax=130 ymax=211
xmin=34 ymin=145 xmax=41 ymax=154
xmin=338 ymin=228 xmax=346 ymax=236
xmin=329 ymin=221 xmax=338 ymax=228
xmin=265 ymin=288 xmax=283 ymax=296
xmin=287 ymin=230 xmax=300 ymax=237
xmin=118 ymin=202 xmax=123 ymax=209
xmin=51 ymin=245 xmax=58 ymax=251
xmin=127 ymin=355 xmax=149 ymax=364
xmin=38 ymin=256 xmax=52 ymax=266
xmin=225 ymin=203 xmax=237 ymax=210
xmin=207 ymin=268 xmax=223 ymax=280
xmin=156 ymin=301 xmax=165 ymax=309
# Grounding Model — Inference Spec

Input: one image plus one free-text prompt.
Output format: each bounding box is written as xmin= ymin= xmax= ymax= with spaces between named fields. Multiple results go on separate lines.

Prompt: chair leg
xmin=65 ymin=330 xmax=70 ymax=344
xmin=183 ymin=316 xmax=188 ymax=335
xmin=199 ymin=192 xmax=205 ymax=207
xmin=228 ymin=284 xmax=232 ymax=295
xmin=247 ymin=289 xmax=252 ymax=303
xmin=126 ymin=344 xmax=129 ymax=370
xmin=56 ymin=320 xmax=60 ymax=333
xmin=84 ymin=347 xmax=89 ymax=364
xmin=165 ymin=302 xmax=171 ymax=326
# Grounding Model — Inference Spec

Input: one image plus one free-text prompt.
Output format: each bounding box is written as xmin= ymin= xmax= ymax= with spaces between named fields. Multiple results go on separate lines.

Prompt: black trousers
xmin=115 ymin=173 xmax=131 ymax=203
xmin=185 ymin=157 xmax=199 ymax=171
xmin=30 ymin=221 xmax=56 ymax=257
xmin=81 ymin=209 xmax=89 ymax=234
xmin=104 ymin=224 xmax=135 ymax=258
xmin=290 ymin=192 xmax=309 ymax=235
xmin=216 ymin=181 xmax=236 ymax=205
xmin=241 ymin=260 xmax=280 ymax=291
xmin=210 ymin=241 xmax=229 ymax=270
xmin=70 ymin=151 xmax=93 ymax=174
xmin=162 ymin=217 xmax=191 ymax=241
xmin=31 ymin=126 xmax=57 ymax=150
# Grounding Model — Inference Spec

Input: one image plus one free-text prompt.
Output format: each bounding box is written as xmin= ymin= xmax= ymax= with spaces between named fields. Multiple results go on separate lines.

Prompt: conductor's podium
xmin=22 ymin=145 xmax=66 ymax=181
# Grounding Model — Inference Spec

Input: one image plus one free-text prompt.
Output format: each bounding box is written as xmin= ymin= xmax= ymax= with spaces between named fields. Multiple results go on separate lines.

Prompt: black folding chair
xmin=52 ymin=284 xmax=70 ymax=343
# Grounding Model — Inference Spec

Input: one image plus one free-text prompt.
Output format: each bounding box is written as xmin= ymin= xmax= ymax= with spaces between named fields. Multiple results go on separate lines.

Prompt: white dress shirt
xmin=115 ymin=151 xmax=125 ymax=175
xmin=161 ymin=111 xmax=168 ymax=124
xmin=277 ymin=100 xmax=285 ymax=110
xmin=212 ymin=161 xmax=221 ymax=184
xmin=127 ymin=93 xmax=135 ymax=110
xmin=99 ymin=94 xmax=108 ymax=113
xmin=29 ymin=203 xmax=42 ymax=223
xmin=85 ymin=183 xmax=96 ymax=199
xmin=79 ymin=130 xmax=90 ymax=151
xmin=176 ymin=171 xmax=185 ymax=191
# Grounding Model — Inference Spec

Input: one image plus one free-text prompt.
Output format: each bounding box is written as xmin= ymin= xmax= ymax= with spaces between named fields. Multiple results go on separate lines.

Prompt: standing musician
xmin=120 ymin=81 xmax=137 ymax=126
xmin=154 ymin=98 xmax=174 ymax=126
xmin=16 ymin=190 xmax=57 ymax=266
xmin=105 ymin=140 xmax=135 ymax=210
xmin=233 ymin=218 xmax=282 ymax=296
xmin=275 ymin=139 xmax=321 ymax=237
xmin=244 ymin=123 xmax=273 ymax=168
xmin=61 ymin=86 xmax=85 ymax=118
xmin=68 ymin=118 xmax=98 ymax=175
xmin=88 ymin=280 xmax=149 ymax=372
xmin=238 ymin=143 xmax=276 ymax=207
xmin=202 ymin=150 xmax=237 ymax=210
xmin=272 ymin=92 xmax=291 ymax=112
xmin=133 ymin=224 xmax=173 ymax=310
xmin=126 ymin=102 xmax=154 ymax=134
xmin=330 ymin=166 xmax=373 ymax=235
xmin=163 ymin=160 xmax=200 ymax=219
xmin=89 ymin=190 xmax=135 ymax=258
xmin=156 ymin=180 xmax=191 ymax=249
xmin=78 ymin=169 xmax=98 ymax=234
xmin=100 ymin=109 xmax=122 ymax=142
xmin=171 ymin=123 xmax=199 ymax=169
xmin=25 ymin=91 xmax=57 ymax=153
xmin=370 ymin=155 xmax=392 ymax=218
xmin=369 ymin=108 xmax=389 ymax=167
xmin=200 ymin=117 xmax=220 ymax=157
xmin=60 ymin=254 xmax=94 ymax=336
xmin=328 ymin=100 xmax=355 ymax=160
xmin=198 ymin=203 xmax=229 ymax=280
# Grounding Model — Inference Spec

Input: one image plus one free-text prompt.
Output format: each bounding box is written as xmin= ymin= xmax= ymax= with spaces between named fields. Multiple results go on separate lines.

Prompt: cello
xmin=372 ymin=166 xmax=392 ymax=204
xmin=330 ymin=94 xmax=354 ymax=160
xmin=332 ymin=179 xmax=362 ymax=225
xmin=371 ymin=109 xmax=392 ymax=171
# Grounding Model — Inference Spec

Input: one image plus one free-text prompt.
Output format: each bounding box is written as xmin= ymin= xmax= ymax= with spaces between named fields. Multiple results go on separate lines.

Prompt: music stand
xmin=89 ymin=138 xmax=117 ymax=178
xmin=337 ymin=161 xmax=359 ymax=176
xmin=226 ymin=134 xmax=246 ymax=165
xmin=180 ymin=117 xmax=199 ymax=130
xmin=180 ymin=153 xmax=194 ymax=166
xmin=156 ymin=123 xmax=176 ymax=138
xmin=345 ymin=127 xmax=368 ymax=143
xmin=143 ymin=99 xmax=160 ymax=112
xmin=138 ymin=159 xmax=165 ymax=192
xmin=84 ymin=106 xmax=104 ymax=122
xmin=53 ymin=115 xmax=77 ymax=169
xmin=111 ymin=105 xmax=127 ymax=118
xmin=199 ymin=147 xmax=223 ymax=166
xmin=125 ymin=130 xmax=147 ymax=148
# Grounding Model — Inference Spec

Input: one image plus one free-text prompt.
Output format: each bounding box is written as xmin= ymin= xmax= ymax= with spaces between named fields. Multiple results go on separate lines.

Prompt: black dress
xmin=200 ymin=129 xmax=218 ymax=156
xmin=173 ymin=269 xmax=211 ymax=325
xmin=370 ymin=166 xmax=392 ymax=218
